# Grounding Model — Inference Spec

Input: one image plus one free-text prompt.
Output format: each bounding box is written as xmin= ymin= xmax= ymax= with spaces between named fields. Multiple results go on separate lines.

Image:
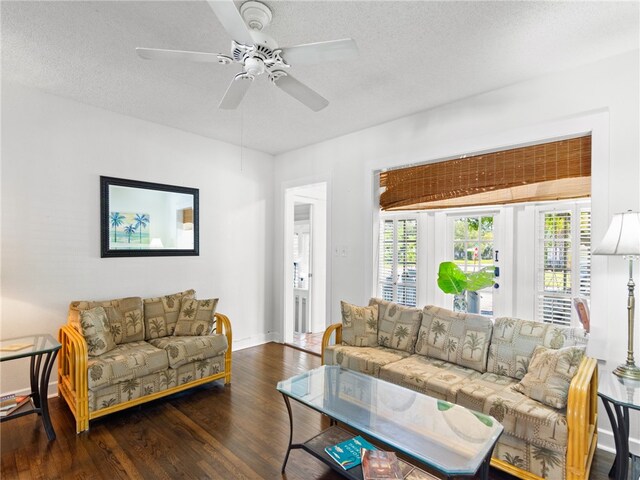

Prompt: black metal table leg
xmin=602 ymin=397 xmax=630 ymax=480
xmin=477 ymin=443 xmax=496 ymax=480
xmin=39 ymin=350 xmax=59 ymax=441
xmin=281 ymin=392 xmax=305 ymax=473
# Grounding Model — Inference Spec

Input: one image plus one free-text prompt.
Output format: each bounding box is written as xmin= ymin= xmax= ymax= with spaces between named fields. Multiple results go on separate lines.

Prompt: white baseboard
xmin=598 ymin=427 xmax=640 ymax=456
xmin=232 ymin=332 xmax=279 ymax=351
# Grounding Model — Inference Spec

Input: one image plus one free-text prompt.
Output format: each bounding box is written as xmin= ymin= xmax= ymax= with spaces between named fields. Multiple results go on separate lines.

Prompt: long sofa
xmin=321 ymin=299 xmax=598 ymax=480
xmin=58 ymin=289 xmax=232 ymax=433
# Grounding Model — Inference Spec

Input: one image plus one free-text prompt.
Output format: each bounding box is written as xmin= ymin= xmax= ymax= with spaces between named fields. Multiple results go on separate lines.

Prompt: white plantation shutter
xmin=579 ymin=208 xmax=591 ymax=297
xmin=377 ymin=217 xmax=417 ymax=307
xmin=536 ymin=204 xmax=591 ymax=326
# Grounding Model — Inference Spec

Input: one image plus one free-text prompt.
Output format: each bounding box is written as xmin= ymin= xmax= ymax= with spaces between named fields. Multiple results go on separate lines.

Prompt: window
xmin=378 ymin=217 xmax=417 ymax=306
xmin=536 ymin=204 xmax=591 ymax=326
xmin=452 ymin=215 xmax=496 ymax=315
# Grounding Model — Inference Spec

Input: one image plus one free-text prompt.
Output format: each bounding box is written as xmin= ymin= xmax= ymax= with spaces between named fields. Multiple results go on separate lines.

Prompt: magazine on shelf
xmin=324 ymin=435 xmax=376 ymax=470
xmin=0 ymin=395 xmax=30 ymax=416
xmin=361 ymin=449 xmax=403 ymax=480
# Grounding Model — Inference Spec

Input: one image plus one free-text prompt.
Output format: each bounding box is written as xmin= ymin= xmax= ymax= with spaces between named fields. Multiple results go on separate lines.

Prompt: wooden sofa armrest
xmin=58 ymin=323 xmax=89 ymax=433
xmin=321 ymin=323 xmax=342 ymax=365
xmin=566 ymin=356 xmax=598 ymax=480
xmin=215 ymin=313 xmax=233 ymax=384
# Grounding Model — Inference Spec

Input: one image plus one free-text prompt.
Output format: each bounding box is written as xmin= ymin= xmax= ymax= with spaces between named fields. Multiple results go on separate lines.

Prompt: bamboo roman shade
xmin=379 ymin=135 xmax=591 ymax=211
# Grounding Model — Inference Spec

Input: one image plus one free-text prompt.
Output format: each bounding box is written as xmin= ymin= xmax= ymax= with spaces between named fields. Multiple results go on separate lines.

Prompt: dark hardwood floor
xmin=1 ymin=343 xmax=617 ymax=479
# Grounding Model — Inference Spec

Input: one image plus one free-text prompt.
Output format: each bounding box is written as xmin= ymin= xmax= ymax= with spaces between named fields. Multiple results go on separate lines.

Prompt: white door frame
xmin=283 ymin=182 xmax=328 ymax=343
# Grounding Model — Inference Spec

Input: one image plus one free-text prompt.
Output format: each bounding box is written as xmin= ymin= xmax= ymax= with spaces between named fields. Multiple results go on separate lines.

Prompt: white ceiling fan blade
xmin=136 ymin=47 xmax=230 ymax=64
xmin=219 ymin=74 xmax=253 ymax=110
xmin=206 ymin=0 xmax=254 ymax=46
xmin=272 ymin=74 xmax=329 ymax=112
xmin=280 ymin=38 xmax=358 ymax=66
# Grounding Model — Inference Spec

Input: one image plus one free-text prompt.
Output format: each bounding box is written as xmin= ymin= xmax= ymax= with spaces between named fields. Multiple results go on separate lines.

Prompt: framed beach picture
xmin=100 ymin=176 xmax=199 ymax=257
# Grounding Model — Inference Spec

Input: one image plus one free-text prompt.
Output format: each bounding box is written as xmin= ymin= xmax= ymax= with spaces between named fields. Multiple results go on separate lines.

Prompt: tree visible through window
xmin=536 ymin=205 xmax=591 ymax=326
xmin=452 ymin=215 xmax=495 ymax=315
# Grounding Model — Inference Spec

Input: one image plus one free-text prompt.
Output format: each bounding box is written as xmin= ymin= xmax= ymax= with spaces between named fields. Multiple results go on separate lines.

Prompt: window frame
xmin=376 ymin=213 xmax=419 ymax=307
xmin=534 ymin=200 xmax=591 ymax=327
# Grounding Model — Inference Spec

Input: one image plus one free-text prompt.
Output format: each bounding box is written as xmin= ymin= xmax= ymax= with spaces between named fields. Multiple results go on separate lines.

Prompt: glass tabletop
xmin=0 ymin=334 xmax=61 ymax=361
xmin=277 ymin=365 xmax=503 ymax=476
xmin=598 ymin=365 xmax=640 ymax=410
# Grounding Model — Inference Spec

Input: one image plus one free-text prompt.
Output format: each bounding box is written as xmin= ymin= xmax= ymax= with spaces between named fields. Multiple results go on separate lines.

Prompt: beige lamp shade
xmin=593 ymin=210 xmax=640 ymax=256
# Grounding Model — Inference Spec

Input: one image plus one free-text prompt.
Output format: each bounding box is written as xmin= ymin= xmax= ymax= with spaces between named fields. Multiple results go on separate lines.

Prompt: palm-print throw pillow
xmin=79 ymin=306 xmax=116 ymax=356
xmin=78 ymin=296 xmax=145 ymax=345
xmin=487 ymin=317 xmax=588 ymax=380
xmin=512 ymin=345 xmax=585 ymax=408
xmin=373 ymin=299 xmax=422 ymax=353
xmin=416 ymin=305 xmax=493 ymax=373
xmin=143 ymin=289 xmax=196 ymax=339
xmin=174 ymin=298 xmax=219 ymax=336
xmin=340 ymin=301 xmax=378 ymax=347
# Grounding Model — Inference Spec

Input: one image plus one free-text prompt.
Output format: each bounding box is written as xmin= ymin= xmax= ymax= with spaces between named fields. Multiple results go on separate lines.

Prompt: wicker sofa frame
xmin=58 ymin=311 xmax=232 ymax=434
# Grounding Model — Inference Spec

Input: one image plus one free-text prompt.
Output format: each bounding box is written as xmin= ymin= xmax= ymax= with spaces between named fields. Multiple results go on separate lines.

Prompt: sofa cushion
xmin=416 ymin=305 xmax=493 ymax=373
xmin=379 ymin=355 xmax=482 ymax=402
xmin=149 ymin=334 xmax=228 ymax=368
xmin=74 ymin=296 xmax=145 ymax=344
xmin=87 ymin=341 xmax=169 ymax=390
xmin=487 ymin=317 xmax=588 ymax=379
xmin=493 ymin=432 xmax=567 ymax=480
xmin=340 ymin=301 xmax=378 ymax=347
xmin=174 ymin=298 xmax=219 ymax=336
xmin=143 ymin=289 xmax=196 ymax=339
xmin=79 ymin=306 xmax=117 ymax=356
xmin=513 ymin=345 xmax=585 ymax=408
xmin=456 ymin=372 xmax=569 ymax=453
xmin=370 ymin=298 xmax=422 ymax=353
xmin=324 ymin=344 xmax=411 ymax=377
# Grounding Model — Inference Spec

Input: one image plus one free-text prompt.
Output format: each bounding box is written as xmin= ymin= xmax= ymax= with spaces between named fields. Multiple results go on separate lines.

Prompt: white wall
xmin=0 ymin=82 xmax=275 ymax=393
xmin=274 ymin=50 xmax=640 ymax=451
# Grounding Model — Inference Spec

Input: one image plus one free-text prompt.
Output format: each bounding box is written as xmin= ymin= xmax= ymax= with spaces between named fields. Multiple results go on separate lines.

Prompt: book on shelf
xmin=361 ymin=449 xmax=403 ymax=480
xmin=0 ymin=395 xmax=30 ymax=416
xmin=324 ymin=435 xmax=376 ymax=470
xmin=0 ymin=393 xmax=17 ymax=409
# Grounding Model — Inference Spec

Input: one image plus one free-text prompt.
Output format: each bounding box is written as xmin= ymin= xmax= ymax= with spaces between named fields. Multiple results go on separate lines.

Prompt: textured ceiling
xmin=2 ymin=1 xmax=638 ymax=155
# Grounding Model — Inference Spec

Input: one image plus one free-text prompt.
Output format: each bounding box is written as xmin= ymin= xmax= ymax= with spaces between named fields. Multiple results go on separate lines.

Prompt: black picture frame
xmin=100 ymin=176 xmax=199 ymax=258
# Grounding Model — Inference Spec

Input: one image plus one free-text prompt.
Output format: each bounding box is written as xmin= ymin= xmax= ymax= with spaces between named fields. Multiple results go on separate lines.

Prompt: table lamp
xmin=593 ymin=210 xmax=640 ymax=380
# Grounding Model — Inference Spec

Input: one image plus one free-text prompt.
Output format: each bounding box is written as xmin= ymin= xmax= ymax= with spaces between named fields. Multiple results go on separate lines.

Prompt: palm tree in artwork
xmin=110 ymin=212 xmax=125 ymax=243
xmin=123 ymin=224 xmax=137 ymax=243
xmin=134 ymin=213 xmax=149 ymax=243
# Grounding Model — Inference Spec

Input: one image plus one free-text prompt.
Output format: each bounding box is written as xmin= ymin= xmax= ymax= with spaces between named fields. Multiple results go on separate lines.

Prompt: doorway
xmin=284 ymin=182 xmax=327 ymax=355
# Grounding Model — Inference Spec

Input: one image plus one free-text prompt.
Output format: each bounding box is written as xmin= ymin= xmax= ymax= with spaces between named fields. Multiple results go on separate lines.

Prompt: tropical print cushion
xmin=149 ymin=334 xmax=228 ymax=368
xmin=340 ymin=301 xmax=378 ymax=347
xmin=75 ymin=296 xmax=145 ymax=344
xmin=79 ymin=306 xmax=116 ymax=356
xmin=371 ymin=298 xmax=422 ymax=353
xmin=493 ymin=432 xmax=567 ymax=480
xmin=487 ymin=317 xmax=588 ymax=380
xmin=513 ymin=345 xmax=585 ymax=408
xmin=379 ymin=355 xmax=482 ymax=402
xmin=86 ymin=341 xmax=169 ymax=390
xmin=324 ymin=344 xmax=411 ymax=377
xmin=456 ymin=372 xmax=569 ymax=453
xmin=415 ymin=305 xmax=493 ymax=373
xmin=174 ymin=298 xmax=219 ymax=336
xmin=143 ymin=289 xmax=196 ymax=339
xmin=88 ymin=354 xmax=225 ymax=413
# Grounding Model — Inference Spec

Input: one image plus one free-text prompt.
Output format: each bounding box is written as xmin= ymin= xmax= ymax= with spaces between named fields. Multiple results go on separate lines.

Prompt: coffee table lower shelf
xmin=290 ymin=425 xmax=439 ymax=480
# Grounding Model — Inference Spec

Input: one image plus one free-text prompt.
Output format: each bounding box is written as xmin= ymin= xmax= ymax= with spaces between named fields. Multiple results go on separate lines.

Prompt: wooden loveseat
xmin=58 ymin=289 xmax=232 ymax=433
xmin=321 ymin=299 xmax=598 ymax=480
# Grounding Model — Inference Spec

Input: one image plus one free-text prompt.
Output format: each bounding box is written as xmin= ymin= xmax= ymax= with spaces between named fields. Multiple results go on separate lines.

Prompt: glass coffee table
xmin=277 ymin=366 xmax=503 ymax=480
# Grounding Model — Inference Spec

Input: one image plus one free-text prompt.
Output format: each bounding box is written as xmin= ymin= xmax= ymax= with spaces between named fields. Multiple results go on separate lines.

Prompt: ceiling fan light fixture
xmin=244 ymin=57 xmax=265 ymax=76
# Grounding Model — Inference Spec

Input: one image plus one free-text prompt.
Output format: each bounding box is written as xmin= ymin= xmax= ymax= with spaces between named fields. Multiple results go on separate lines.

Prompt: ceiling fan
xmin=136 ymin=0 xmax=358 ymax=112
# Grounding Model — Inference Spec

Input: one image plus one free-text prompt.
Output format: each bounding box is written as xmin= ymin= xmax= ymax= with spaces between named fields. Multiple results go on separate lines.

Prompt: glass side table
xmin=0 ymin=334 xmax=61 ymax=441
xmin=598 ymin=366 xmax=640 ymax=480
